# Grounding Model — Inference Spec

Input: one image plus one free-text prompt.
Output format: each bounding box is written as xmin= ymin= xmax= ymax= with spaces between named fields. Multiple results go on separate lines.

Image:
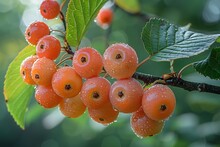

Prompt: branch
xmin=133 ymin=72 xmax=220 ymax=94
xmin=59 ymin=11 xmax=74 ymax=55
xmin=114 ymin=4 xmax=150 ymax=21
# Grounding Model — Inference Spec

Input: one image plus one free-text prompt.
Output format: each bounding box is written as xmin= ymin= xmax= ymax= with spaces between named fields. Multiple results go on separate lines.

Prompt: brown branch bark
xmin=133 ymin=72 xmax=220 ymax=94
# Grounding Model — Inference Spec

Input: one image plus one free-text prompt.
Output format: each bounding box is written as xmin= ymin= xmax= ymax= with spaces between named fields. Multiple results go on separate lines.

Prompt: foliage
xmin=4 ymin=45 xmax=35 ymax=129
xmin=66 ymin=0 xmax=107 ymax=47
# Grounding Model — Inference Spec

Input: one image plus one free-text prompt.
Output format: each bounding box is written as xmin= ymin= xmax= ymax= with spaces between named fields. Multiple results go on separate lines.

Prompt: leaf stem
xmin=170 ymin=60 xmax=175 ymax=73
xmin=177 ymin=63 xmax=193 ymax=78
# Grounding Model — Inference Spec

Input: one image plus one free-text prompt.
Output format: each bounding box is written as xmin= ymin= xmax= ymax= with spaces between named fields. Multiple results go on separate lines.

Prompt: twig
xmin=114 ymin=4 xmax=150 ymax=21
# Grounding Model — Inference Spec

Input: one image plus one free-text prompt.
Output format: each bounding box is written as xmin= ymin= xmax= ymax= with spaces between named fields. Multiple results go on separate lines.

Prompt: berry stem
xmin=133 ymin=72 xmax=220 ymax=94
xmin=60 ymin=0 xmax=66 ymax=11
xmin=137 ymin=56 xmax=151 ymax=68
xmin=56 ymin=57 xmax=73 ymax=67
xmin=59 ymin=11 xmax=66 ymax=30
xmin=50 ymin=29 xmax=66 ymax=36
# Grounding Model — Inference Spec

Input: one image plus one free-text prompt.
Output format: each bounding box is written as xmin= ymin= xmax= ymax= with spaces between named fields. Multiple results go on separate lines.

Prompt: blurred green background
xmin=1 ymin=0 xmax=220 ymax=147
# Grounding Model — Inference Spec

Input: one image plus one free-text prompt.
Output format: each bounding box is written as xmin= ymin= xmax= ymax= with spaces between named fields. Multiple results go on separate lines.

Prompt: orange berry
xmin=131 ymin=107 xmax=164 ymax=138
xmin=96 ymin=8 xmax=113 ymax=28
xmin=110 ymin=78 xmax=143 ymax=113
xmin=142 ymin=84 xmax=176 ymax=121
xmin=81 ymin=77 xmax=111 ymax=109
xmin=40 ymin=0 xmax=60 ymax=19
xmin=52 ymin=67 xmax=83 ymax=98
xmin=25 ymin=21 xmax=50 ymax=45
xmin=35 ymin=85 xmax=62 ymax=108
xmin=103 ymin=43 xmax=138 ymax=79
xmin=59 ymin=94 xmax=86 ymax=118
xmin=20 ymin=55 xmax=38 ymax=85
xmin=36 ymin=35 xmax=61 ymax=60
xmin=31 ymin=57 xmax=57 ymax=86
xmin=88 ymin=102 xmax=119 ymax=125
xmin=72 ymin=47 xmax=103 ymax=78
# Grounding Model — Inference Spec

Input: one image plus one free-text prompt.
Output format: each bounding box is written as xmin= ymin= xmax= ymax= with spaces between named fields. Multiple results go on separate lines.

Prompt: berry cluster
xmin=20 ymin=0 xmax=176 ymax=138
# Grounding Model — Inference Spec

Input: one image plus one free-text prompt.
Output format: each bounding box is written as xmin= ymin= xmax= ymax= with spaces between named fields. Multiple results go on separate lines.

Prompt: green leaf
xmin=115 ymin=0 xmax=140 ymax=13
xmin=66 ymin=0 xmax=107 ymax=47
xmin=4 ymin=45 xmax=35 ymax=129
xmin=141 ymin=18 xmax=220 ymax=61
xmin=193 ymin=43 xmax=220 ymax=79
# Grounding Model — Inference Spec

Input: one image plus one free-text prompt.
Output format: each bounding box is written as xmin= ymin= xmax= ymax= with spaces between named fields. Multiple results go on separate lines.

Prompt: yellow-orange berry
xmin=103 ymin=43 xmax=138 ymax=79
xmin=110 ymin=78 xmax=143 ymax=113
xmin=31 ymin=57 xmax=57 ymax=86
xmin=25 ymin=21 xmax=50 ymax=45
xmin=40 ymin=0 xmax=60 ymax=19
xmin=142 ymin=84 xmax=176 ymax=121
xmin=81 ymin=77 xmax=111 ymax=109
xmin=88 ymin=102 xmax=119 ymax=125
xmin=131 ymin=107 xmax=164 ymax=138
xmin=20 ymin=55 xmax=38 ymax=85
xmin=72 ymin=47 xmax=103 ymax=78
xmin=52 ymin=67 xmax=83 ymax=98
xmin=59 ymin=94 xmax=86 ymax=118
xmin=96 ymin=8 xmax=113 ymax=29
xmin=35 ymin=85 xmax=62 ymax=108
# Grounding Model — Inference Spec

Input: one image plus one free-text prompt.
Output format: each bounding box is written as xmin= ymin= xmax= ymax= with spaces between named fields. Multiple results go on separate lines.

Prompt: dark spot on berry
xmin=22 ymin=71 xmax=25 ymax=76
xmin=40 ymin=44 xmax=44 ymax=49
xmin=160 ymin=104 xmax=167 ymax=111
xmin=115 ymin=54 xmax=122 ymax=59
xmin=92 ymin=92 xmax=100 ymax=99
xmin=81 ymin=57 xmax=87 ymax=63
xmin=65 ymin=84 xmax=71 ymax=90
xmin=99 ymin=118 xmax=104 ymax=121
xmin=118 ymin=91 xmax=124 ymax=98
xmin=35 ymin=74 xmax=40 ymax=79
xmin=5 ymin=99 xmax=8 ymax=103
xmin=43 ymin=9 xmax=46 ymax=13
xmin=27 ymin=32 xmax=31 ymax=36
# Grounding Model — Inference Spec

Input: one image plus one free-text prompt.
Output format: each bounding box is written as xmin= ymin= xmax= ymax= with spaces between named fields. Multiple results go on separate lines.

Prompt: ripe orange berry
xmin=40 ymin=0 xmax=60 ymax=19
xmin=35 ymin=85 xmax=62 ymax=108
xmin=59 ymin=94 xmax=86 ymax=118
xmin=142 ymin=84 xmax=176 ymax=121
xmin=52 ymin=67 xmax=83 ymax=98
xmin=20 ymin=55 xmax=38 ymax=85
xmin=31 ymin=57 xmax=57 ymax=86
xmin=96 ymin=8 xmax=113 ymax=28
xmin=109 ymin=78 xmax=143 ymax=113
xmin=72 ymin=47 xmax=103 ymax=78
xmin=81 ymin=77 xmax=111 ymax=109
xmin=88 ymin=102 xmax=119 ymax=125
xmin=36 ymin=35 xmax=61 ymax=60
xmin=25 ymin=21 xmax=50 ymax=45
xmin=103 ymin=43 xmax=138 ymax=79
xmin=131 ymin=107 xmax=164 ymax=138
